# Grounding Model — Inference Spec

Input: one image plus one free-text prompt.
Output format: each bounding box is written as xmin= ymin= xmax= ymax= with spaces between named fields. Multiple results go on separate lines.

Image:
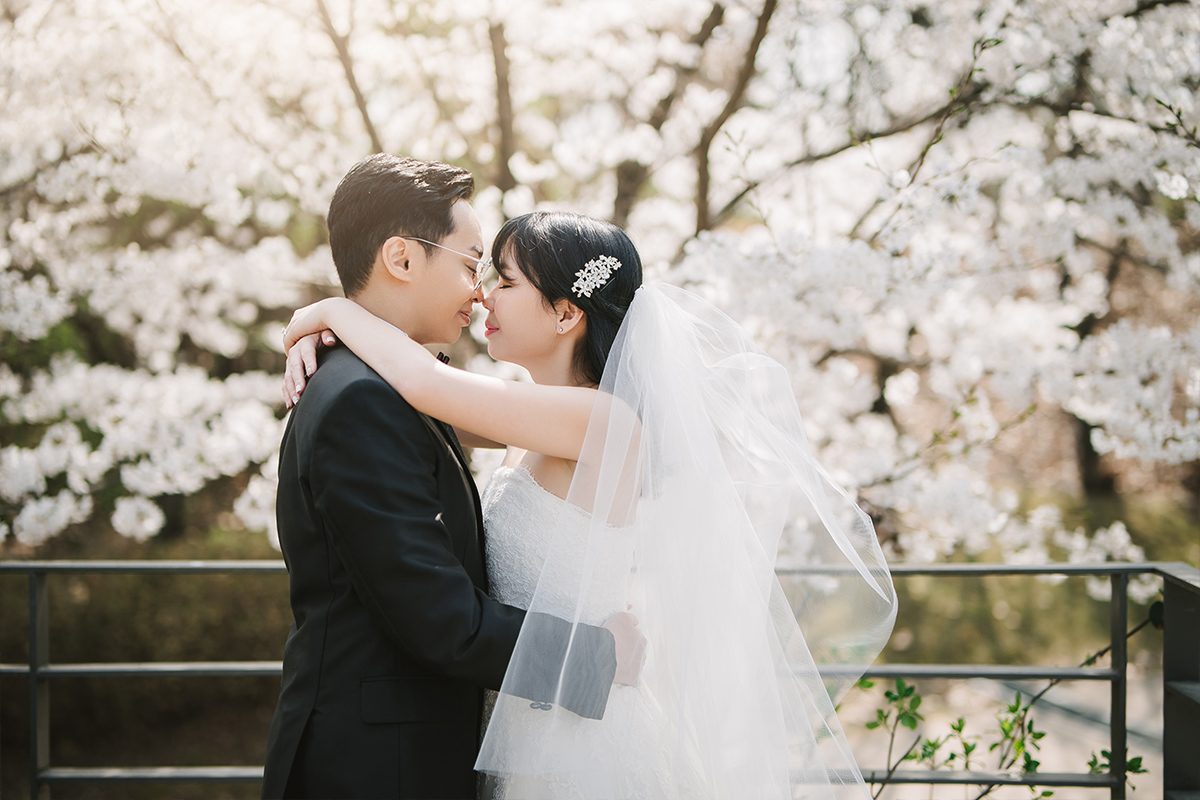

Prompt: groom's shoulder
xmin=314 ymin=346 xmax=381 ymax=384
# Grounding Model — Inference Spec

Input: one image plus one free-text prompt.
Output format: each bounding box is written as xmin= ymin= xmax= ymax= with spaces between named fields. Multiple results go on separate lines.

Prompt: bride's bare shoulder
xmin=514 ymin=450 xmax=577 ymax=500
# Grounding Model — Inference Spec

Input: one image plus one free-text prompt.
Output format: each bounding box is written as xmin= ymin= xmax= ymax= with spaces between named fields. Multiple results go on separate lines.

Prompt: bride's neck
xmin=523 ymin=356 xmax=588 ymax=389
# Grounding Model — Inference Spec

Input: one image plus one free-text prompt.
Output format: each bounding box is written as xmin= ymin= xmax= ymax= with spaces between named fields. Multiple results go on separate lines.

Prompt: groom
xmin=262 ymin=154 xmax=640 ymax=800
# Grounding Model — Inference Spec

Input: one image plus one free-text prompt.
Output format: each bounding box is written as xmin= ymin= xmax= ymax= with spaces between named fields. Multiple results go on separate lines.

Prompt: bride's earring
xmin=558 ymin=326 xmax=563 ymax=333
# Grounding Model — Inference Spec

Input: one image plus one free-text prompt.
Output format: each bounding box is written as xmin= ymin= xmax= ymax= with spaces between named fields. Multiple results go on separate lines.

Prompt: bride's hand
xmin=282 ymin=297 xmax=349 ymax=352
xmin=603 ymin=609 xmax=647 ymax=686
xmin=281 ymin=298 xmax=348 ymax=408
xmin=282 ymin=330 xmax=337 ymax=408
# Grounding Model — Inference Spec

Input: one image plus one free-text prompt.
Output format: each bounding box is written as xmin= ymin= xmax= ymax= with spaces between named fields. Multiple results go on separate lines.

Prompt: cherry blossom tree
xmin=1 ymin=0 xmax=1196 ymax=589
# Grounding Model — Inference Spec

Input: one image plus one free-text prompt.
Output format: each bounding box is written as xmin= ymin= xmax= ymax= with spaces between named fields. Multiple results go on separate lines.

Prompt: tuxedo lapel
xmin=432 ymin=419 xmax=489 ymax=588
xmin=426 ymin=352 xmax=488 ymax=581
xmin=416 ymin=413 xmax=484 ymax=568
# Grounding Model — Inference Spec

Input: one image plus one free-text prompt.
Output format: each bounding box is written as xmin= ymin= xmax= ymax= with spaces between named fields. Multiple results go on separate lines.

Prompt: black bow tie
xmin=436 ymin=352 xmax=450 ymax=364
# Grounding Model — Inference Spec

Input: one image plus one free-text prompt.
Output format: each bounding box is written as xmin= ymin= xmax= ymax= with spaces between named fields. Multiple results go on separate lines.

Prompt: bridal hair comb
xmin=572 ymin=255 xmax=621 ymax=298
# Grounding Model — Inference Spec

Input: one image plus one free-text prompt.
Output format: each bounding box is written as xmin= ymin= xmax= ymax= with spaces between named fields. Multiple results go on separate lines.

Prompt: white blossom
xmin=111 ymin=495 xmax=166 ymax=542
xmin=0 ymin=0 xmax=1195 ymax=568
xmin=233 ymin=452 xmax=280 ymax=550
xmin=14 ymin=491 xmax=93 ymax=547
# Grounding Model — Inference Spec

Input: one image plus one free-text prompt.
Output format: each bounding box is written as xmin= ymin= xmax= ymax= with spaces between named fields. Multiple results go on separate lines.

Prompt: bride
xmin=282 ymin=210 xmax=897 ymax=799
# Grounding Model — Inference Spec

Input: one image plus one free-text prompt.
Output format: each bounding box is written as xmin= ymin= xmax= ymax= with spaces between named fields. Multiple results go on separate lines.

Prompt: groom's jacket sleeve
xmin=308 ymin=375 xmax=617 ymax=718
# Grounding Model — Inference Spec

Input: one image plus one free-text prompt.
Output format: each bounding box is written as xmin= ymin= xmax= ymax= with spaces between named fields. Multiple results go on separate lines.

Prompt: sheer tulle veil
xmin=476 ymin=283 xmax=897 ymax=799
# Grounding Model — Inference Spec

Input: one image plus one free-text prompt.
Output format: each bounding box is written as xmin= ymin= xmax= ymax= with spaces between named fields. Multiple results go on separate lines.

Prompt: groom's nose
xmin=471 ymin=283 xmax=486 ymax=304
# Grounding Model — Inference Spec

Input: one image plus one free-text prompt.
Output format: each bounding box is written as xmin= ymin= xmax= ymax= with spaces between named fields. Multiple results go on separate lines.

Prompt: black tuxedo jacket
xmin=262 ymin=348 xmax=616 ymax=800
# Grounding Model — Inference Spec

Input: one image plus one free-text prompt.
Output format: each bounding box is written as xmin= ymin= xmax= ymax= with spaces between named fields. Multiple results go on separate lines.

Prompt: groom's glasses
xmin=400 ymin=237 xmax=493 ymax=290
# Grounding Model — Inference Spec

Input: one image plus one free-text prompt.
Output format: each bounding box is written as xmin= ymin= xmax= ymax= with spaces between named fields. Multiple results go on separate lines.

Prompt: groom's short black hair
xmin=327 ymin=154 xmax=475 ymax=297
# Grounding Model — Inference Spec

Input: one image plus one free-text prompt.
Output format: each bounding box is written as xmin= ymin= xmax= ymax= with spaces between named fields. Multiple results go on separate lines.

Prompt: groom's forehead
xmin=448 ymin=199 xmax=486 ymax=253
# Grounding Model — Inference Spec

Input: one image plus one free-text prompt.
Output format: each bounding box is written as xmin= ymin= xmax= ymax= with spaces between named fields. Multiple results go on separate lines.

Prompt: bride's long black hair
xmin=490 ymin=211 xmax=643 ymax=386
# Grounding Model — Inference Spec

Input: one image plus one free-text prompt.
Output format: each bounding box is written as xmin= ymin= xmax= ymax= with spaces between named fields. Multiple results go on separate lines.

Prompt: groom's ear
xmin=378 ymin=236 xmax=416 ymax=284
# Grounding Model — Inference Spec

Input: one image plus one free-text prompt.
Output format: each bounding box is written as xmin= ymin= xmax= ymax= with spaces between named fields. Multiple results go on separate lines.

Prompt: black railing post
xmin=1109 ymin=571 xmax=1127 ymax=800
xmin=28 ymin=569 xmax=50 ymax=800
xmin=1162 ymin=567 xmax=1200 ymax=796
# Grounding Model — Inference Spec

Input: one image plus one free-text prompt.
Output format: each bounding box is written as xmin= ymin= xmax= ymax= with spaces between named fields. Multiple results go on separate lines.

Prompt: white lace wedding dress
xmin=475 ymin=286 xmax=896 ymax=800
xmin=481 ymin=463 xmax=705 ymax=800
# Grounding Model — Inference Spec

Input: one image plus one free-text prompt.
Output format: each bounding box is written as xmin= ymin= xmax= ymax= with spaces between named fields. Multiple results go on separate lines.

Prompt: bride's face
xmin=481 ymin=245 xmax=560 ymax=368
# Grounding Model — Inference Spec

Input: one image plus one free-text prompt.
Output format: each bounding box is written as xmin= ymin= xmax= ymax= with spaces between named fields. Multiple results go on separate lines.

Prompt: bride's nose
xmin=481 ymin=290 xmax=496 ymax=311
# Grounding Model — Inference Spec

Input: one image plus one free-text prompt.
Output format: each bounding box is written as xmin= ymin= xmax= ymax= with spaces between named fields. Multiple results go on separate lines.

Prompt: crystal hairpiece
xmin=572 ymin=255 xmax=621 ymax=298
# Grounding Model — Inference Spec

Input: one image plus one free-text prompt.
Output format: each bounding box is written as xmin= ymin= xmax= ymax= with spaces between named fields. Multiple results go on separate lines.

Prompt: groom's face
xmin=407 ymin=199 xmax=487 ymax=344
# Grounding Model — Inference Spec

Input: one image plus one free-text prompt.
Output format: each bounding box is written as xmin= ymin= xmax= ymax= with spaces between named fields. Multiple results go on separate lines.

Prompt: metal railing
xmin=1 ymin=560 xmax=1197 ymax=800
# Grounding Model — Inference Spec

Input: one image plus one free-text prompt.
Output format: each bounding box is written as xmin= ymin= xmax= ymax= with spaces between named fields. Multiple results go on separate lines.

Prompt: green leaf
xmin=910 ymin=695 xmax=922 ymax=711
xmin=865 ymin=721 xmax=881 ymax=730
xmin=857 ymin=678 xmax=876 ymax=690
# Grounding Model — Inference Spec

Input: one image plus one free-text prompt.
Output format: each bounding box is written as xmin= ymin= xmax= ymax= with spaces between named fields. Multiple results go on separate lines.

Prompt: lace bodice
xmin=481 ymin=464 xmax=635 ymax=626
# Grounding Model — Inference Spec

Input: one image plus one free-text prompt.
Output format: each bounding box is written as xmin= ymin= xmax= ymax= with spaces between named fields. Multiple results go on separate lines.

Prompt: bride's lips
xmin=484 ymin=318 xmax=498 ymax=338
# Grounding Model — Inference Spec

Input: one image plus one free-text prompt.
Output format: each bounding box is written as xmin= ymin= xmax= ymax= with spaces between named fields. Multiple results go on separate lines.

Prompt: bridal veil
xmin=476 ymin=283 xmax=897 ymax=799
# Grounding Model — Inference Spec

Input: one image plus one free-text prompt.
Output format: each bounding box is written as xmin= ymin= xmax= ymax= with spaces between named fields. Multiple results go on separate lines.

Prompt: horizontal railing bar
xmin=42 ymin=766 xmax=263 ymax=782
xmin=862 ymin=770 xmax=1118 ymax=787
xmin=1166 ymin=680 xmax=1200 ymax=705
xmin=0 ymin=559 xmax=1186 ymax=577
xmin=3 ymin=661 xmax=1112 ymax=682
xmin=46 ymin=765 xmax=1115 ymax=788
xmin=779 ymin=561 xmax=1193 ymax=579
xmin=0 ymin=560 xmax=286 ymax=574
xmin=31 ymin=661 xmax=281 ymax=678
xmin=0 ymin=662 xmax=280 ymax=678
xmin=859 ymin=664 xmax=1116 ymax=681
xmin=3 ymin=559 xmax=1195 ymax=596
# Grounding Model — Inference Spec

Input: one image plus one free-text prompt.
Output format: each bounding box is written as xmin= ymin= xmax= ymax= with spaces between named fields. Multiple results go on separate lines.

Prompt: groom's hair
xmin=327 ymin=154 xmax=475 ymax=296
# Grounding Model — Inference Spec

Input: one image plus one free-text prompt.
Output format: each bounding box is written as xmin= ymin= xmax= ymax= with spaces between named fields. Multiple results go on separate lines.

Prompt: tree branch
xmin=695 ymin=0 xmax=777 ymax=234
xmin=316 ymin=0 xmax=384 ymax=154
xmin=612 ymin=3 xmax=725 ymax=227
xmin=0 ymin=144 xmax=98 ymax=200
xmin=1006 ymin=97 xmax=1199 ymax=146
xmin=489 ymin=21 xmax=517 ymax=196
xmin=1122 ymin=0 xmax=1191 ymax=18
xmin=712 ymin=88 xmax=974 ymax=229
